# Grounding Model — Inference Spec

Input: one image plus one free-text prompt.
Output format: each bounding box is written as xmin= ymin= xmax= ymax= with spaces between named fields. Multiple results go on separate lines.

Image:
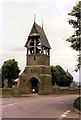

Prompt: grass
xmin=73 ymin=96 xmax=81 ymax=111
xmin=2 ymin=93 xmax=22 ymax=98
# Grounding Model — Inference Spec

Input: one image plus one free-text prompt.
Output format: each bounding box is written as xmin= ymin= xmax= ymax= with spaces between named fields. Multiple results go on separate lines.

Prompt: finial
xmin=42 ymin=19 xmax=44 ymax=29
xmin=34 ymin=14 xmax=36 ymax=23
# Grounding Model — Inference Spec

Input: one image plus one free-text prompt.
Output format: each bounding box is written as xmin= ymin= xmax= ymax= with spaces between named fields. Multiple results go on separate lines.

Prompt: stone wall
xmin=24 ymin=66 xmax=51 ymax=75
xmin=1 ymin=87 xmax=80 ymax=96
xmin=52 ymin=86 xmax=80 ymax=94
xmin=19 ymin=72 xmax=52 ymax=94
xmin=2 ymin=88 xmax=18 ymax=94
xmin=26 ymin=54 xmax=50 ymax=66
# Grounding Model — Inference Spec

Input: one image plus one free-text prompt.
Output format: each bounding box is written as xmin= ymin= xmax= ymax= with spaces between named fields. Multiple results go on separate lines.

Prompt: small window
xmin=34 ymin=56 xmax=36 ymax=61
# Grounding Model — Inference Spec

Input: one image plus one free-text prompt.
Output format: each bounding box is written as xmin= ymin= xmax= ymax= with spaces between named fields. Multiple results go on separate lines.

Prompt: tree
xmin=0 ymin=68 xmax=2 ymax=88
xmin=66 ymin=1 xmax=81 ymax=71
xmin=51 ymin=65 xmax=73 ymax=86
xmin=2 ymin=59 xmax=20 ymax=88
xmin=51 ymin=66 xmax=60 ymax=85
xmin=55 ymin=65 xmax=66 ymax=75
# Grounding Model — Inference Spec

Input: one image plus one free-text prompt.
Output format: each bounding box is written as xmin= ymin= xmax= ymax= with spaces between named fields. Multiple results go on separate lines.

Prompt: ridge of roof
xmin=25 ymin=22 xmax=51 ymax=49
xmin=35 ymin=23 xmax=51 ymax=48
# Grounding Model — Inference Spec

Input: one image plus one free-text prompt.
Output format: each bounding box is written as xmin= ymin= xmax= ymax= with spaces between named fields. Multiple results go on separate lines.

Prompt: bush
xmin=51 ymin=65 xmax=73 ymax=86
xmin=73 ymin=97 xmax=81 ymax=111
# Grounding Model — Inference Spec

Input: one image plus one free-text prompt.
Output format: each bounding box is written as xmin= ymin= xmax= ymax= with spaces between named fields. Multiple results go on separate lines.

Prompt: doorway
xmin=30 ymin=77 xmax=39 ymax=93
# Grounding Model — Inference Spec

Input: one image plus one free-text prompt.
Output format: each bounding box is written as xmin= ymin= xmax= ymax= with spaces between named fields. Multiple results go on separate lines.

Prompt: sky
xmin=0 ymin=0 xmax=79 ymax=83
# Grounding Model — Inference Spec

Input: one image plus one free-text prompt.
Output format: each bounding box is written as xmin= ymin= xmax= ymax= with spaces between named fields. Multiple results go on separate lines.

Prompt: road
xmin=2 ymin=94 xmax=80 ymax=119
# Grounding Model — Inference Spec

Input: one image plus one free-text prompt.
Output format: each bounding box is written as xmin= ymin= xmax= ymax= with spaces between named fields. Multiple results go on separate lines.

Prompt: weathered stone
xmin=70 ymin=81 xmax=78 ymax=90
xmin=4 ymin=79 xmax=8 ymax=88
xmin=19 ymin=21 xmax=52 ymax=95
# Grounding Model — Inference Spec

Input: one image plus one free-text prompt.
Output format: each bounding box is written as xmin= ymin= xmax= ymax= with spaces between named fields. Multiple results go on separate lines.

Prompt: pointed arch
xmin=27 ymin=76 xmax=41 ymax=93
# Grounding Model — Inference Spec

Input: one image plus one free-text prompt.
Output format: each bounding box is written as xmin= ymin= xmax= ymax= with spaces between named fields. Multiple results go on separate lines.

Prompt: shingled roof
xmin=25 ymin=22 xmax=51 ymax=49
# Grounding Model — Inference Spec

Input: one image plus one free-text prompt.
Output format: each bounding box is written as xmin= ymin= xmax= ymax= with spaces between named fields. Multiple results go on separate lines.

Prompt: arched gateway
xmin=19 ymin=21 xmax=52 ymax=94
xmin=29 ymin=77 xmax=41 ymax=93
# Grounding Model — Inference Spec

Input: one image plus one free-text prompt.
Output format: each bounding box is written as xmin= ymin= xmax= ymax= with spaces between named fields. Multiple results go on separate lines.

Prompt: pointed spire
xmin=42 ymin=19 xmax=44 ymax=29
xmin=34 ymin=14 xmax=36 ymax=24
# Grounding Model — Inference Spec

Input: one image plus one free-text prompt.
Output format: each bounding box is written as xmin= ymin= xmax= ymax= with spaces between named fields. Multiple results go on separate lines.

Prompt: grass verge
xmin=2 ymin=93 xmax=22 ymax=98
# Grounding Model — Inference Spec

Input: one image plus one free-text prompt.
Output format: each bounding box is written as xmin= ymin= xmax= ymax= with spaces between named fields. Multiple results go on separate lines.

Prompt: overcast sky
xmin=0 ymin=0 xmax=79 ymax=82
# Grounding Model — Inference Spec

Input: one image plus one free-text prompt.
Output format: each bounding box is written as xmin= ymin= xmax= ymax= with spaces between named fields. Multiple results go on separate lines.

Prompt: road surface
xmin=2 ymin=94 xmax=80 ymax=119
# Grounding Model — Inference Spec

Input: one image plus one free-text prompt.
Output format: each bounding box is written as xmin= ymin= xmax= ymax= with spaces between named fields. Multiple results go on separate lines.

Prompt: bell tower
xmin=19 ymin=21 xmax=52 ymax=94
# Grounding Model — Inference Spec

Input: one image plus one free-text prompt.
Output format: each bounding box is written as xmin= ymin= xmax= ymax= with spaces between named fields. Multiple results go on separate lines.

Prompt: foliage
xmin=0 ymin=68 xmax=2 ymax=88
xmin=2 ymin=59 xmax=20 ymax=88
xmin=51 ymin=66 xmax=60 ymax=85
xmin=73 ymin=97 xmax=81 ymax=111
xmin=55 ymin=65 xmax=66 ymax=75
xmin=66 ymin=1 xmax=81 ymax=71
xmin=51 ymin=65 xmax=73 ymax=86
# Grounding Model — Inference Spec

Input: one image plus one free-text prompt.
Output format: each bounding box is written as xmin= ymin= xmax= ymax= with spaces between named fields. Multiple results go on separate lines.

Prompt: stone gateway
xmin=19 ymin=21 xmax=52 ymax=94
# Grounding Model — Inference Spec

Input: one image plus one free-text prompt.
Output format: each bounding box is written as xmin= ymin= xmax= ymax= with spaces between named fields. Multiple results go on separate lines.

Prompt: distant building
xmin=19 ymin=21 xmax=52 ymax=94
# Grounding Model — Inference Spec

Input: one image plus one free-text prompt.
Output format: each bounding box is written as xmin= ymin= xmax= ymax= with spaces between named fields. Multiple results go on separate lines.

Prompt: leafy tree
xmin=51 ymin=66 xmax=60 ymax=85
xmin=55 ymin=65 xmax=66 ymax=75
xmin=51 ymin=65 xmax=73 ymax=86
xmin=66 ymin=1 xmax=81 ymax=71
xmin=2 ymin=59 xmax=20 ymax=88
xmin=0 ymin=68 xmax=2 ymax=88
